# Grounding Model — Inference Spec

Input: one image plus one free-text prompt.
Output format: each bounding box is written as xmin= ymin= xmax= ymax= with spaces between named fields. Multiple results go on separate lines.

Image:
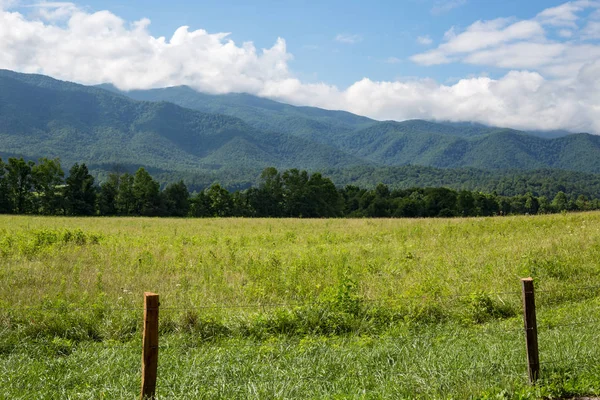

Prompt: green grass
xmin=1 ymin=214 xmax=600 ymax=398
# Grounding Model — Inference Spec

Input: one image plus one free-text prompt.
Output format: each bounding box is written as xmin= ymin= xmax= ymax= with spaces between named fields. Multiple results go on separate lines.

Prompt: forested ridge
xmin=4 ymin=69 xmax=600 ymax=188
xmin=1 ymin=157 xmax=597 ymax=218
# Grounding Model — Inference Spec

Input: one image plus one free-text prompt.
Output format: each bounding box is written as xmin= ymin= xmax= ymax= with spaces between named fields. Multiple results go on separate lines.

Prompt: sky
xmin=1 ymin=0 xmax=600 ymax=133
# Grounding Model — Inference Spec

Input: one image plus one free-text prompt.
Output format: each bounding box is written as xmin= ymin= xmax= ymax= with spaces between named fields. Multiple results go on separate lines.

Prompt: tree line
xmin=1 ymin=157 xmax=598 ymax=218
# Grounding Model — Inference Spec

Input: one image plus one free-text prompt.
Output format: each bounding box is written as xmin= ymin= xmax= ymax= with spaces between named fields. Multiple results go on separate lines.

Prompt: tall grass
xmin=1 ymin=213 xmax=600 ymax=398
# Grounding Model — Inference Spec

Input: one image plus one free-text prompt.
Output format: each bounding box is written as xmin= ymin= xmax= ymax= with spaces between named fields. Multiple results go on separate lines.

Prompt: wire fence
xmin=2 ymin=281 xmax=600 ymax=397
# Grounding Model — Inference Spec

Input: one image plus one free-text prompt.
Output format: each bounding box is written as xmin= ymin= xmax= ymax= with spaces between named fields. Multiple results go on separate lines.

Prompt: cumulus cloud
xmin=0 ymin=4 xmax=293 ymax=93
xmin=0 ymin=2 xmax=600 ymax=133
xmin=411 ymin=1 xmax=600 ymax=80
xmin=26 ymin=2 xmax=79 ymax=21
xmin=284 ymin=70 xmax=600 ymax=134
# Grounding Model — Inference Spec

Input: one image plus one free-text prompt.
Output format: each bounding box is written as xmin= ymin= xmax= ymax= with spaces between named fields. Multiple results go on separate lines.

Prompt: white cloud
xmin=411 ymin=1 xmax=600 ymax=80
xmin=558 ymin=29 xmax=574 ymax=37
xmin=416 ymin=35 xmax=433 ymax=45
xmin=1 ymin=2 xmax=600 ymax=133
xmin=463 ymin=42 xmax=566 ymax=69
xmin=431 ymin=0 xmax=467 ymax=15
xmin=410 ymin=50 xmax=453 ymax=66
xmin=582 ymin=20 xmax=600 ymax=38
xmin=536 ymin=1 xmax=587 ymax=27
xmin=0 ymin=5 xmax=293 ymax=93
xmin=385 ymin=57 xmax=402 ymax=64
xmin=26 ymin=2 xmax=79 ymax=21
xmin=334 ymin=33 xmax=362 ymax=44
xmin=443 ymin=26 xmax=457 ymax=40
xmin=0 ymin=0 xmax=18 ymax=8
xmin=427 ymin=19 xmax=544 ymax=55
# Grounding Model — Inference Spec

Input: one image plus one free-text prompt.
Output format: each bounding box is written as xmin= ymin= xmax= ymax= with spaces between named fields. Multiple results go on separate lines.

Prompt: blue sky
xmin=67 ymin=0 xmax=569 ymax=86
xmin=1 ymin=0 xmax=600 ymax=133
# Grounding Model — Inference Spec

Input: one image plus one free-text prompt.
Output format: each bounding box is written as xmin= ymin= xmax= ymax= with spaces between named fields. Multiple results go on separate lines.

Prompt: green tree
xmin=116 ymin=173 xmax=135 ymax=215
xmin=253 ymin=167 xmax=284 ymax=217
xmin=423 ymin=187 xmax=458 ymax=217
xmin=0 ymin=158 xmax=10 ymax=213
xmin=163 ymin=180 xmax=190 ymax=217
xmin=64 ymin=163 xmax=96 ymax=215
xmin=189 ymin=191 xmax=211 ymax=217
xmin=365 ymin=183 xmax=392 ymax=218
xmin=282 ymin=169 xmax=310 ymax=217
xmin=205 ymin=183 xmax=233 ymax=217
xmin=132 ymin=168 xmax=162 ymax=216
xmin=576 ymin=194 xmax=589 ymax=211
xmin=231 ymin=190 xmax=254 ymax=217
xmin=457 ymin=190 xmax=475 ymax=216
xmin=552 ymin=191 xmax=568 ymax=212
xmin=6 ymin=157 xmax=35 ymax=214
xmin=97 ymin=173 xmax=120 ymax=216
xmin=524 ymin=192 xmax=539 ymax=215
xmin=307 ymin=173 xmax=342 ymax=217
xmin=340 ymin=185 xmax=364 ymax=216
xmin=538 ymin=196 xmax=551 ymax=214
xmin=32 ymin=158 xmax=64 ymax=215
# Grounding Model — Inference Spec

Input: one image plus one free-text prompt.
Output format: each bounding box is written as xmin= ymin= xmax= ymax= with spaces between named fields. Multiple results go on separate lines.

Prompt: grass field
xmin=1 ymin=214 xmax=600 ymax=399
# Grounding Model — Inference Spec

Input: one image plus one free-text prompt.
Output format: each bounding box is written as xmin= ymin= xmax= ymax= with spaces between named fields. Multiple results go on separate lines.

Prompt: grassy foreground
xmin=1 ymin=214 xmax=600 ymax=399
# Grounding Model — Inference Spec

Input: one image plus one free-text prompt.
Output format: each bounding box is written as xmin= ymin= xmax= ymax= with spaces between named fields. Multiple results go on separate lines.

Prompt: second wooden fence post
xmin=521 ymin=278 xmax=539 ymax=384
xmin=141 ymin=292 xmax=159 ymax=400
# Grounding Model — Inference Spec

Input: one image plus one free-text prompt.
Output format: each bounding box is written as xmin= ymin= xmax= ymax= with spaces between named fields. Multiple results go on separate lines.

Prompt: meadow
xmin=1 ymin=214 xmax=600 ymax=399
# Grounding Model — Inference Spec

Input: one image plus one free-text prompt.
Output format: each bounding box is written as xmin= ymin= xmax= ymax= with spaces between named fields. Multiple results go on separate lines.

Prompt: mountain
xmin=1 ymin=70 xmax=600 ymax=190
xmin=0 ymin=70 xmax=366 ymax=183
xmin=112 ymin=85 xmax=596 ymax=171
xmin=100 ymin=84 xmax=375 ymax=145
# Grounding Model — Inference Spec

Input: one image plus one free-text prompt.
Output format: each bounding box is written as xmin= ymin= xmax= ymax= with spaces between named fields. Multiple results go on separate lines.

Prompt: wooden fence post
xmin=141 ymin=292 xmax=159 ymax=400
xmin=521 ymin=278 xmax=539 ymax=384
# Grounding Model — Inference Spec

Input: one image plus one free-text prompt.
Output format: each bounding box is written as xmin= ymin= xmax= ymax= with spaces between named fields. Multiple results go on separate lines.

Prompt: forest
xmin=1 ymin=157 xmax=597 ymax=218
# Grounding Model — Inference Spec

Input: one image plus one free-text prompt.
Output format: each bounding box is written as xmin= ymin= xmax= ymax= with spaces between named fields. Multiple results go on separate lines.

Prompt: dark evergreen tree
xmin=132 ymin=168 xmax=162 ymax=216
xmin=97 ymin=173 xmax=120 ymax=216
xmin=163 ymin=180 xmax=190 ymax=217
xmin=457 ymin=190 xmax=475 ymax=216
xmin=6 ymin=157 xmax=35 ymax=214
xmin=189 ymin=191 xmax=211 ymax=217
xmin=252 ymin=167 xmax=284 ymax=217
xmin=307 ymin=173 xmax=342 ymax=217
xmin=282 ymin=169 xmax=310 ymax=217
xmin=64 ymin=163 xmax=96 ymax=215
xmin=32 ymin=158 xmax=64 ymax=215
xmin=365 ymin=183 xmax=392 ymax=218
xmin=0 ymin=158 xmax=10 ymax=213
xmin=116 ymin=173 xmax=135 ymax=215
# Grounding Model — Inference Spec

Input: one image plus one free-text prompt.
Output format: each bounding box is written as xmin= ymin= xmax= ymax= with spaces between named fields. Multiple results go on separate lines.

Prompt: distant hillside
xmin=1 ymin=70 xmax=600 ymax=191
xmin=0 ymin=70 xmax=366 ymax=180
xmin=102 ymin=84 xmax=375 ymax=144
xmin=325 ymin=165 xmax=600 ymax=199
xmin=113 ymin=84 xmax=595 ymax=171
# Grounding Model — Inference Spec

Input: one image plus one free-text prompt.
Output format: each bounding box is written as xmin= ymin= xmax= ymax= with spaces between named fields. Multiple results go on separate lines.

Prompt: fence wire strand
xmin=2 ymin=283 xmax=600 ymax=396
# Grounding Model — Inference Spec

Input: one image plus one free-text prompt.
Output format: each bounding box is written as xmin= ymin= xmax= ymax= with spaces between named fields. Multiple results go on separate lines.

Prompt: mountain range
xmin=1 ymin=69 xmax=600 ymax=191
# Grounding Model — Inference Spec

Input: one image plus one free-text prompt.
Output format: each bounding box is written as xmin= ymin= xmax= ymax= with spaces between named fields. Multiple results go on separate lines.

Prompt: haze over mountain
xmin=2 ymin=70 xmax=600 ymax=190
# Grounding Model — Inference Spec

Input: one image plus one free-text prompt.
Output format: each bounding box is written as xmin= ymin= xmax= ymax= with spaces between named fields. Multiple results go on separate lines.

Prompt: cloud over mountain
xmin=1 ymin=1 xmax=600 ymax=134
